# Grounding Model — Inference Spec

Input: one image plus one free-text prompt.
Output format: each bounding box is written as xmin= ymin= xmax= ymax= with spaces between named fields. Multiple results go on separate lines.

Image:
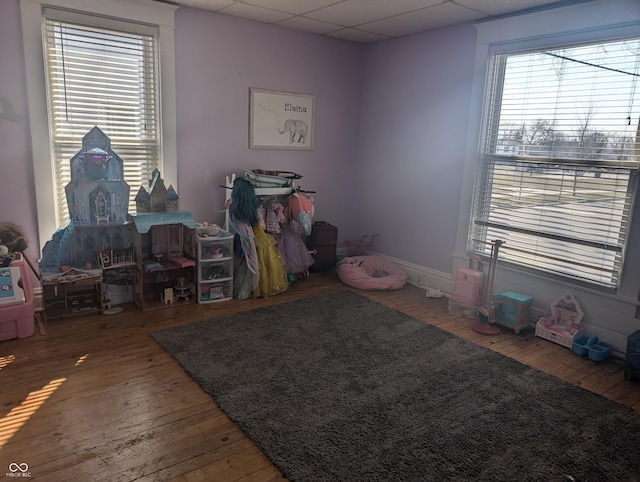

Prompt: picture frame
xmin=249 ymin=88 xmax=314 ymax=150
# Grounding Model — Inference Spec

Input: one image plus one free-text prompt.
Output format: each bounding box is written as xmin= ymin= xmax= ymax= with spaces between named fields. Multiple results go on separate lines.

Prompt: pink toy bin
xmin=0 ymin=255 xmax=35 ymax=341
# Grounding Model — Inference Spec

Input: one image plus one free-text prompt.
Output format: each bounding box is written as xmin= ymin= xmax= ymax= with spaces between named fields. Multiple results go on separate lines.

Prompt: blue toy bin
xmin=572 ymin=336 xmax=597 ymax=356
xmin=588 ymin=342 xmax=612 ymax=362
xmin=572 ymin=336 xmax=612 ymax=361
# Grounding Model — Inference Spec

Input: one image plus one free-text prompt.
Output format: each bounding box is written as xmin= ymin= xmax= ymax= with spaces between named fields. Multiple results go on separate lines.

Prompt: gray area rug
xmin=152 ymin=291 xmax=640 ymax=481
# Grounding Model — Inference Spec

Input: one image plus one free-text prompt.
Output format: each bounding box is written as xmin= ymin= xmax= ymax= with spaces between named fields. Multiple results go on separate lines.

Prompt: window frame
xmin=20 ymin=0 xmax=177 ymax=251
xmin=471 ymin=39 xmax=640 ymax=290
xmin=454 ymin=0 xmax=640 ymax=297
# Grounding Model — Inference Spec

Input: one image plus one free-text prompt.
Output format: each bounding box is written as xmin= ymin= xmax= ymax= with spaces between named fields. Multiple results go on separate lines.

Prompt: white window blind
xmin=43 ymin=8 xmax=161 ymax=226
xmin=471 ymin=37 xmax=640 ymax=289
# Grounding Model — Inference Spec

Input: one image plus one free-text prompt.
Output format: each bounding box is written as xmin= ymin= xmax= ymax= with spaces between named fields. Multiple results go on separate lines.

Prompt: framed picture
xmin=249 ymin=88 xmax=314 ymax=150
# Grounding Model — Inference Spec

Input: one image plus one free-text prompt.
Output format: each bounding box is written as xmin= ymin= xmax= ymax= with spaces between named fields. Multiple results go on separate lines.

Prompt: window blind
xmin=471 ymin=37 xmax=640 ymax=289
xmin=43 ymin=9 xmax=160 ymax=226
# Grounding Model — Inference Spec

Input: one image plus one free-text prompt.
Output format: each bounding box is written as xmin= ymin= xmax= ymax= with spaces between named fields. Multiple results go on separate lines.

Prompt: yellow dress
xmin=253 ymin=224 xmax=288 ymax=298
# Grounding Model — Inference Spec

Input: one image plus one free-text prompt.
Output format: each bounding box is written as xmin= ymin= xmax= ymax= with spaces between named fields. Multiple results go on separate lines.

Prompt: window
xmin=20 ymin=0 xmax=176 ymax=247
xmin=471 ymin=37 xmax=640 ymax=289
xmin=43 ymin=8 xmax=160 ymax=226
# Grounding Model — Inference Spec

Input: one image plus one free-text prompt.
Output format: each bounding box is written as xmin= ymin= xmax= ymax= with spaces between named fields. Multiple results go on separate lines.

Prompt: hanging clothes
xmin=229 ymin=177 xmax=260 ymax=226
xmin=286 ymin=189 xmax=314 ymax=236
xmin=230 ymin=219 xmax=259 ymax=299
xmin=252 ymin=224 xmax=288 ymax=298
xmin=228 ymin=178 xmax=260 ymax=299
xmin=275 ymin=222 xmax=315 ymax=275
xmin=264 ymin=199 xmax=285 ymax=234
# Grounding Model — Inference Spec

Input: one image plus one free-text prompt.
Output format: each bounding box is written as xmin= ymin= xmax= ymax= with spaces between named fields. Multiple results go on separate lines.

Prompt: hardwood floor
xmin=2 ymin=272 xmax=640 ymax=481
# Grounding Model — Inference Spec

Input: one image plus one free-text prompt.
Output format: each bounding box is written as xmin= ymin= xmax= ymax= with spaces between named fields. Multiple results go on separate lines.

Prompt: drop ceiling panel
xmin=453 ymin=0 xmax=563 ymax=16
xmin=242 ymin=0 xmax=341 ymax=16
xmin=175 ymin=0 xmax=235 ymax=10
xmin=278 ymin=16 xmax=343 ymax=35
xmin=164 ymin=0 xmax=594 ymax=42
xmin=360 ymin=2 xmax=485 ymax=37
xmin=327 ymin=28 xmax=389 ymax=43
xmin=305 ymin=0 xmax=443 ymax=27
xmin=219 ymin=2 xmax=294 ymax=23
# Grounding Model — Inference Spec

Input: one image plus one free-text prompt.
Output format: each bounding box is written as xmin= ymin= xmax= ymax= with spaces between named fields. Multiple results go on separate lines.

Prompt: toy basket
xmin=196 ymin=223 xmax=220 ymax=236
xmin=448 ymin=299 xmax=480 ymax=319
xmin=244 ymin=169 xmax=302 ymax=188
xmin=346 ymin=239 xmax=370 ymax=256
xmin=572 ymin=336 xmax=613 ymax=361
xmin=346 ymin=234 xmax=378 ymax=256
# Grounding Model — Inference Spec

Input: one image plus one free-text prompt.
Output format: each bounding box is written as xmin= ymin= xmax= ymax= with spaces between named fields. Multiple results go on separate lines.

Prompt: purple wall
xmin=0 ymin=0 xmax=39 ymax=265
xmin=0 ymin=0 xmax=480 ymax=279
xmin=0 ymin=1 xmax=363 ymax=260
xmin=357 ymin=25 xmax=477 ymax=273
xmin=174 ymin=8 xmax=363 ymax=239
xmin=0 ymin=0 xmax=499 ymax=280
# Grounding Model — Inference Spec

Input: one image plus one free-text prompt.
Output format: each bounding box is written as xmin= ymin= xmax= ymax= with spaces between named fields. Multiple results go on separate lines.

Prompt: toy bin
xmin=0 ymin=256 xmax=35 ymax=341
xmin=572 ymin=336 xmax=612 ymax=361
xmin=448 ymin=299 xmax=480 ymax=319
xmin=572 ymin=336 xmax=597 ymax=356
xmin=625 ymin=329 xmax=640 ymax=381
xmin=588 ymin=342 xmax=612 ymax=361
xmin=492 ymin=291 xmax=533 ymax=334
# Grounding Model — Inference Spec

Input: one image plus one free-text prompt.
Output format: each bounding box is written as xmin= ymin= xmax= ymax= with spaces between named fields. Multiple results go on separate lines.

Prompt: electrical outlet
xmin=417 ymin=274 xmax=425 ymax=286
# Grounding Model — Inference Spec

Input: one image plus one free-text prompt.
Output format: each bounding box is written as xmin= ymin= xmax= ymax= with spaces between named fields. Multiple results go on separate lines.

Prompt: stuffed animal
xmin=0 ymin=223 xmax=28 ymax=253
xmin=0 ymin=244 xmax=9 ymax=267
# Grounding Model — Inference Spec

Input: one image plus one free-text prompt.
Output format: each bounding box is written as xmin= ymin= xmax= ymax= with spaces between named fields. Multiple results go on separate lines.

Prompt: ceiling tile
xmin=327 ymin=28 xmax=390 ymax=43
xmin=241 ymin=0 xmax=341 ymax=16
xmin=278 ymin=16 xmax=343 ymax=35
xmin=173 ymin=0 xmax=236 ymax=10
xmin=452 ymin=0 xmax=561 ymax=16
xmin=161 ymin=0 xmax=594 ymax=43
xmin=218 ymin=2 xmax=294 ymax=23
xmin=305 ymin=0 xmax=443 ymax=27
xmin=360 ymin=2 xmax=485 ymax=37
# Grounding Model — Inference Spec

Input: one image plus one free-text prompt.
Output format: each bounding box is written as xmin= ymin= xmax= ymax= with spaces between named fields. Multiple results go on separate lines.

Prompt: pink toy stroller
xmin=346 ymin=234 xmax=378 ymax=256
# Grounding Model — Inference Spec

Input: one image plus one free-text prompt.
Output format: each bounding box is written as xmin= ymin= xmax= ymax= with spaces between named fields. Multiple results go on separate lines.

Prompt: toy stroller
xmin=346 ymin=234 xmax=379 ymax=256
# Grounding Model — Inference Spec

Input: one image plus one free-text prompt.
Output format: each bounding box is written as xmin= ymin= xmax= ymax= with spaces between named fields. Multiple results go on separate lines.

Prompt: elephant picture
xmin=278 ymin=119 xmax=308 ymax=144
xmin=250 ymin=88 xmax=314 ymax=150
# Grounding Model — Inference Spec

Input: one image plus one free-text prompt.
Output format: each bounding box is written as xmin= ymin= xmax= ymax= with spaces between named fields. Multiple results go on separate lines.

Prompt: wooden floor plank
xmin=1 ymin=272 xmax=638 ymax=481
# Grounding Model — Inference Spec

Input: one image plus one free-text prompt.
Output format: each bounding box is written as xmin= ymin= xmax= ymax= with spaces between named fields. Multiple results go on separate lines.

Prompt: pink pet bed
xmin=337 ymin=255 xmax=407 ymax=290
